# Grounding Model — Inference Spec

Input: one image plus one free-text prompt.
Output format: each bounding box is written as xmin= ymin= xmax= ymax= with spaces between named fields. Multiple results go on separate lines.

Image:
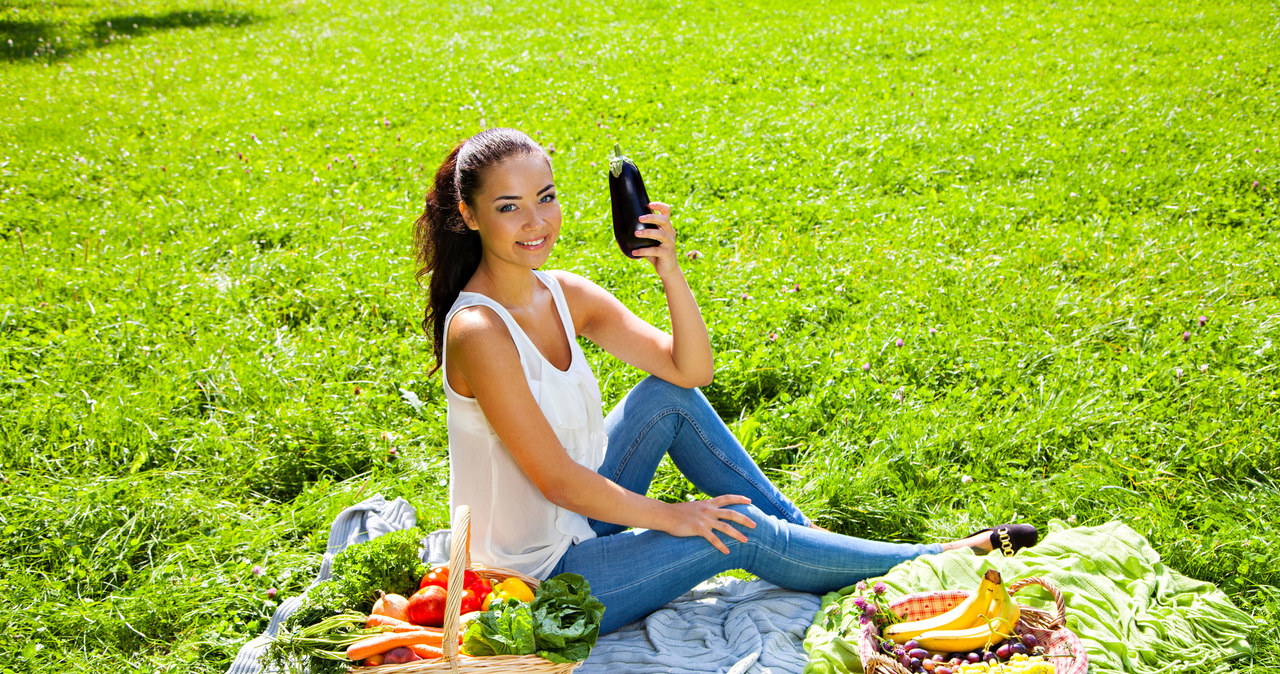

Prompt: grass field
xmin=2 ymin=0 xmax=1278 ymax=671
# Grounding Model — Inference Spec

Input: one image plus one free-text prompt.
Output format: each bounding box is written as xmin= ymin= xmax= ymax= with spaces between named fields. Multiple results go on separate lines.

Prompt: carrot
xmin=366 ymin=614 xmax=438 ymax=632
xmin=347 ymin=631 xmax=446 ymax=661
xmin=409 ymin=643 xmax=444 ymax=660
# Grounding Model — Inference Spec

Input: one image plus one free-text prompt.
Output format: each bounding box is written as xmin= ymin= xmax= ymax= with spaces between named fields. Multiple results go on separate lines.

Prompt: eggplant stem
xmin=609 ymin=144 xmax=628 ymax=177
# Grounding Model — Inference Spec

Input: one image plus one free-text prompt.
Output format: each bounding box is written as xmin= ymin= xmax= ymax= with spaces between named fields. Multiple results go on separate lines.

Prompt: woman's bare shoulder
xmin=446 ymin=304 xmax=513 ymax=354
xmin=547 ymin=270 xmax=610 ymax=332
xmin=548 ymin=269 xmax=612 ymax=303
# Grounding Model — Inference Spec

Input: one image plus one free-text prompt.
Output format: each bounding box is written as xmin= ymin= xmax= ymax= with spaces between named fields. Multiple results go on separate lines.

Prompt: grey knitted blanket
xmin=227 ymin=495 xmax=818 ymax=674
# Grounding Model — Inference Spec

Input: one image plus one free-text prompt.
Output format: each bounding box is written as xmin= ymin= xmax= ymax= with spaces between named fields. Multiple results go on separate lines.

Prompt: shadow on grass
xmin=1 ymin=9 xmax=266 ymax=62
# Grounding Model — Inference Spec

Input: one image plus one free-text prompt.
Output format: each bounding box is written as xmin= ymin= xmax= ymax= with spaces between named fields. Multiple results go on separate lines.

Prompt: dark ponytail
xmin=413 ymin=128 xmax=548 ymax=374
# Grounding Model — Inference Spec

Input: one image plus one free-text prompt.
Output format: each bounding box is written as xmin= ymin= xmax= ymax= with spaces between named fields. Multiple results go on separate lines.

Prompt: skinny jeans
xmin=548 ymin=376 xmax=943 ymax=635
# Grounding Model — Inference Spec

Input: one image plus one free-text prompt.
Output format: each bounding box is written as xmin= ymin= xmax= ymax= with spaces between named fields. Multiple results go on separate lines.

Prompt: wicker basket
xmin=348 ymin=506 xmax=583 ymax=674
xmin=859 ymin=577 xmax=1088 ymax=674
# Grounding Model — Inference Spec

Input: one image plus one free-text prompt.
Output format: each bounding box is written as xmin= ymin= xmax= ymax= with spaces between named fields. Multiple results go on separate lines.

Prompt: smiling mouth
xmin=517 ymin=236 xmax=548 ymax=248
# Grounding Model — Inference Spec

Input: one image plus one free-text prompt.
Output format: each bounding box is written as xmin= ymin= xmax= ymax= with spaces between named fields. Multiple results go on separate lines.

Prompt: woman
xmin=413 ymin=128 xmax=1036 ymax=634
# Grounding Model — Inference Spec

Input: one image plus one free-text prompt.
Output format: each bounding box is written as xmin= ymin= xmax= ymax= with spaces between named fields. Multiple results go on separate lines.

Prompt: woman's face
xmin=460 ymin=152 xmax=561 ymax=269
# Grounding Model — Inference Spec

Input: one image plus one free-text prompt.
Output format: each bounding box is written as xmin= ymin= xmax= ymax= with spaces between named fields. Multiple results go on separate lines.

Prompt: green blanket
xmin=803 ymin=520 xmax=1256 ymax=673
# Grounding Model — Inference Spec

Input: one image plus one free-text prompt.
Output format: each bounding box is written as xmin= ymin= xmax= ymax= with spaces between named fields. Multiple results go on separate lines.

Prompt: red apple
xmin=406 ymin=585 xmax=448 ymax=627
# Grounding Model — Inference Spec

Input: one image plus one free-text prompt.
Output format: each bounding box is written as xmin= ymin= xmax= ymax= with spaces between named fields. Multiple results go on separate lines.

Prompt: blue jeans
xmin=548 ymin=376 xmax=943 ymax=634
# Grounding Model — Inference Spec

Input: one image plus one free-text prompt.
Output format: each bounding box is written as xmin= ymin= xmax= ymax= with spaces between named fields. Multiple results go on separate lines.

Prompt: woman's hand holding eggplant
xmin=632 ymin=201 xmax=681 ymax=277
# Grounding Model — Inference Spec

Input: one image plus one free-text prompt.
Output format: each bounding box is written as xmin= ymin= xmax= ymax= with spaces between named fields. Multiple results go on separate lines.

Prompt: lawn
xmin=1 ymin=0 xmax=1278 ymax=671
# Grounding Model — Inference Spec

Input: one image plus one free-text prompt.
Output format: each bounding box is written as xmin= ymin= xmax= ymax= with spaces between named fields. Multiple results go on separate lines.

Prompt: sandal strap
xmin=998 ymin=527 xmax=1016 ymax=556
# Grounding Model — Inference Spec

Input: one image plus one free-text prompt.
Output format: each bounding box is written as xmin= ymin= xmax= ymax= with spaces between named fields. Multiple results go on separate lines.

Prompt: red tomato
xmin=419 ymin=567 xmax=449 ymax=591
xmin=459 ymin=587 xmax=483 ymax=615
xmin=419 ymin=567 xmax=492 ymax=614
xmin=468 ymin=575 xmax=492 ymax=599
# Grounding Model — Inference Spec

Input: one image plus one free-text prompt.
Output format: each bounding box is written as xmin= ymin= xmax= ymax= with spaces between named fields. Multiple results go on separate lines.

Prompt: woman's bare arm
xmin=447 ymin=306 xmax=752 ymax=552
xmin=552 ymin=202 xmax=713 ymax=388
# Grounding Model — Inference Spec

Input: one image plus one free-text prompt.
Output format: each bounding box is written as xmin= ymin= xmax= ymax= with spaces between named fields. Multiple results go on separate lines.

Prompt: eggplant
xmin=608 ymin=144 xmax=660 ymax=258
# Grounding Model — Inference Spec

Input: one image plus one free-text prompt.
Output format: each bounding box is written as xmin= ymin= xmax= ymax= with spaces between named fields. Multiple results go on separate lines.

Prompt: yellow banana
xmin=885 ymin=569 xmax=1003 ymax=643
xmin=913 ymin=577 xmax=1021 ymax=653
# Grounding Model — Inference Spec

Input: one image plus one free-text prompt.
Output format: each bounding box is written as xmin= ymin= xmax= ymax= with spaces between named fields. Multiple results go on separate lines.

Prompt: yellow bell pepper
xmin=481 ymin=577 xmax=537 ymax=610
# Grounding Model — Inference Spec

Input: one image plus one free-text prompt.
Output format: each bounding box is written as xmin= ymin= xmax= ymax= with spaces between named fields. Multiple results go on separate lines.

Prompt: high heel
xmin=967 ymin=523 xmax=1039 ymax=556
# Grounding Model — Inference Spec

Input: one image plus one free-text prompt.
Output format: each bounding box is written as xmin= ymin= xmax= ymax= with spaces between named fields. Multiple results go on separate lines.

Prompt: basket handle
xmin=1008 ymin=576 xmax=1067 ymax=629
xmin=440 ymin=505 xmax=472 ymax=673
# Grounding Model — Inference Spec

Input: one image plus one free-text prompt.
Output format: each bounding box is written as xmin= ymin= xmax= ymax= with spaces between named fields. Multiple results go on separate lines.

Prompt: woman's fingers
xmin=704 ymin=531 xmax=731 ymax=555
xmin=706 ymin=495 xmax=756 ymax=553
xmin=668 ymin=495 xmax=757 ymax=554
xmin=637 ymin=202 xmax=674 ymax=234
xmin=715 ymin=519 xmax=750 ymax=544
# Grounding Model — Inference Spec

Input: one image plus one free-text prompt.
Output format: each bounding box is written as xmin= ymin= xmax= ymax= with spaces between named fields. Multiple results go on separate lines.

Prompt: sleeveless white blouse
xmin=441 ymin=270 xmax=607 ymax=579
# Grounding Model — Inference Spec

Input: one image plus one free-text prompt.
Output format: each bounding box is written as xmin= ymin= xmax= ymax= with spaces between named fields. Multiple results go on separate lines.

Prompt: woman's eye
xmin=498 ymin=204 xmax=516 ymax=213
xmin=540 ymin=193 xmax=557 ymax=204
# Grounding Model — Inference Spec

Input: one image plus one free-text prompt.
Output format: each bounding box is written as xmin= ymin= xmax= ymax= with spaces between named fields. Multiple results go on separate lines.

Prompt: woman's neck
xmin=468 ymin=258 xmax=540 ymax=312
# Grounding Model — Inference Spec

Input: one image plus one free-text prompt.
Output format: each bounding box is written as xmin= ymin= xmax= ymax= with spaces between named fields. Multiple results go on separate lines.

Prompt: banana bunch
xmin=885 ymin=569 xmax=1020 ymax=652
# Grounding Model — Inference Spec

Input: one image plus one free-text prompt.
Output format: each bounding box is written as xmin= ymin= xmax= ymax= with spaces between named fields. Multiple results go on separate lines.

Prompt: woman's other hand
xmin=633 ymin=201 xmax=680 ymax=277
xmin=664 ymin=494 xmax=757 ymax=554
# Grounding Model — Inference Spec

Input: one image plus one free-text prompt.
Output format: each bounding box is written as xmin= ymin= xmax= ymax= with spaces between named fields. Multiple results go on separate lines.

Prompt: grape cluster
xmin=879 ymin=633 xmax=1047 ymax=674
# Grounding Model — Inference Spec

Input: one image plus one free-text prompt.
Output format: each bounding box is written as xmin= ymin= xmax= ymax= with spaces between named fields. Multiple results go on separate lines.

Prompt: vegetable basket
xmin=348 ymin=505 xmax=582 ymax=674
xmin=859 ymin=578 xmax=1088 ymax=674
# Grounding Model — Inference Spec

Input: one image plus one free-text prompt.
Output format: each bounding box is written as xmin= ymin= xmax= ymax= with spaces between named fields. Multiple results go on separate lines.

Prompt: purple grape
xmin=966 ymin=652 xmax=982 ymax=664
xmin=909 ymin=648 xmax=930 ymax=661
xmin=983 ymin=652 xmax=998 ymax=663
xmin=937 ymin=668 xmax=953 ymax=674
xmin=909 ymin=658 xmax=922 ymax=670
xmin=904 ymin=639 xmax=920 ymax=651
xmin=1012 ymin=643 xmax=1028 ymax=656
xmin=1021 ymin=633 xmax=1038 ymax=649
xmin=933 ymin=653 xmax=947 ymax=662
xmin=996 ymin=644 xmax=1013 ymax=660
xmin=899 ymin=655 xmax=913 ymax=669
xmin=921 ymin=660 xmax=936 ymax=672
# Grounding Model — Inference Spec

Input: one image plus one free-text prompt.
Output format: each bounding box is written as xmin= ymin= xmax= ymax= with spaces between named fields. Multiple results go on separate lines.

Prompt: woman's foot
xmin=941 ymin=531 xmax=994 ymax=553
xmin=940 ymin=524 xmax=1039 ymax=556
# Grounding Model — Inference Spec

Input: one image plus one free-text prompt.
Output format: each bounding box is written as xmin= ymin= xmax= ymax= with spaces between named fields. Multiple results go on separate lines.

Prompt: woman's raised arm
xmin=553 ymin=203 xmax=713 ymax=388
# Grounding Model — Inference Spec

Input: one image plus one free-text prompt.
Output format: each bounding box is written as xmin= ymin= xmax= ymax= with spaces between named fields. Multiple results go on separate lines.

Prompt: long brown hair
xmin=413 ymin=128 xmax=549 ymax=373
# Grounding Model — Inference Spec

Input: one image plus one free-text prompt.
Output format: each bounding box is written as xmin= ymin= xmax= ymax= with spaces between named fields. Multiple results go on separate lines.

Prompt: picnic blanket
xmin=228 ymin=494 xmax=821 ymax=674
xmin=802 ymin=519 xmax=1258 ymax=674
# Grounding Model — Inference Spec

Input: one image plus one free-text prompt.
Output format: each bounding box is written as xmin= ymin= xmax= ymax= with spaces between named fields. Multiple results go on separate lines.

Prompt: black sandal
xmin=968 ymin=523 xmax=1039 ymax=556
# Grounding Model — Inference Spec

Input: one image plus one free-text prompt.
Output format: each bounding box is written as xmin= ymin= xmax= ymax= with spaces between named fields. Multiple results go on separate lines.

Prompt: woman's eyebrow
xmin=493 ymin=184 xmax=555 ymax=202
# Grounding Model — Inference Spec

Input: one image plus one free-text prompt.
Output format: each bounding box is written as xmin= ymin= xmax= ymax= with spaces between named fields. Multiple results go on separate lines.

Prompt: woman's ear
xmin=459 ymin=203 xmax=479 ymax=231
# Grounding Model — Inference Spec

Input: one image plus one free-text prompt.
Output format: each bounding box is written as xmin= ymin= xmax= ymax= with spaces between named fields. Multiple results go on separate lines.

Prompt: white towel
xmin=580 ymin=576 xmax=819 ymax=674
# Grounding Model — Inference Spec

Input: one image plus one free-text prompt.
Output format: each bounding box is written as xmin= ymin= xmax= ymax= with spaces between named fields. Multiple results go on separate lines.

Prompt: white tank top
xmin=441 ymin=270 xmax=607 ymax=579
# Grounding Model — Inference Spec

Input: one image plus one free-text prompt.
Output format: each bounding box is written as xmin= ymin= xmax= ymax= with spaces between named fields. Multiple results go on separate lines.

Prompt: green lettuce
xmin=461 ymin=573 xmax=605 ymax=663
xmin=530 ymin=573 xmax=606 ymax=663
xmin=462 ymin=597 xmax=537 ymax=656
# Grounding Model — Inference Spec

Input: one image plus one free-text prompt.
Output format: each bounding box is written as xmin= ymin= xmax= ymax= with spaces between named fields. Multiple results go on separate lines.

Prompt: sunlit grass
xmin=1 ymin=0 xmax=1278 ymax=671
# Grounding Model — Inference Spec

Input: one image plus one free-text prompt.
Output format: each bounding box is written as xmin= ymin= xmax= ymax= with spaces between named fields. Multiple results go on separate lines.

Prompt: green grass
xmin=2 ymin=0 xmax=1278 ymax=671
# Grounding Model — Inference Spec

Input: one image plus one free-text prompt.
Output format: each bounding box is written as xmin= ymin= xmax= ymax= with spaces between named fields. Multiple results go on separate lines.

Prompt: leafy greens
xmin=462 ymin=572 xmax=605 ymax=663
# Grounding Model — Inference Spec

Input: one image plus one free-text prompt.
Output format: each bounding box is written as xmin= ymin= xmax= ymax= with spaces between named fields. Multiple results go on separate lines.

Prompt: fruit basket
xmin=348 ymin=505 xmax=582 ymax=674
xmin=859 ymin=577 xmax=1088 ymax=674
